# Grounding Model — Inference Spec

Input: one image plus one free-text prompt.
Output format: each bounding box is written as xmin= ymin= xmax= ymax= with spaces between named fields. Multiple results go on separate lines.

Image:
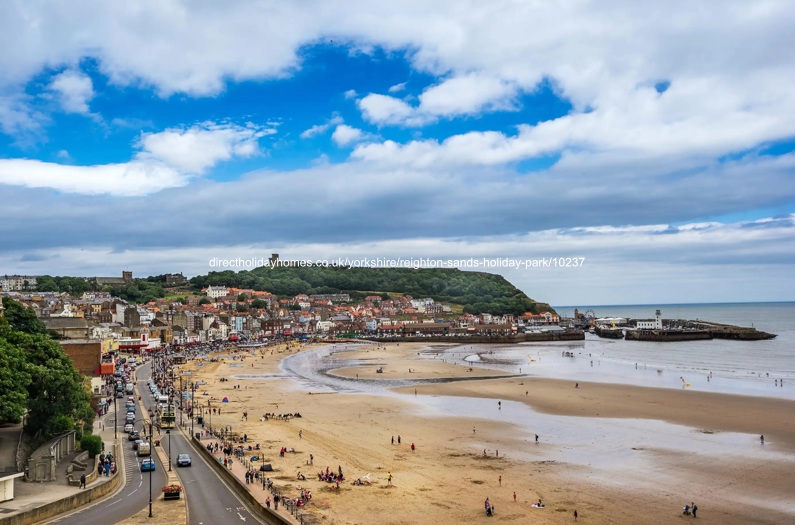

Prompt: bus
xmin=160 ymin=404 xmax=176 ymax=429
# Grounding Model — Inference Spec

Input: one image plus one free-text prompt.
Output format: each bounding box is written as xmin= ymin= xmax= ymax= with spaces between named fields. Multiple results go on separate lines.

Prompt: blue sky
xmin=1 ymin=0 xmax=794 ymax=305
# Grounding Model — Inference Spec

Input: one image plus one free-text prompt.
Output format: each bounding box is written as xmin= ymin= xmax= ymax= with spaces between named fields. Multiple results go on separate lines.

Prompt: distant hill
xmin=189 ymin=267 xmax=553 ymax=316
xmin=32 ymin=267 xmax=554 ymax=316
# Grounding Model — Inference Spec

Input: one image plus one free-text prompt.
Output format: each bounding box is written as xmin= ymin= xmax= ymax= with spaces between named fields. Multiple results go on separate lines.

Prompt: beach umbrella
xmin=222 ymin=397 xmax=229 ymax=402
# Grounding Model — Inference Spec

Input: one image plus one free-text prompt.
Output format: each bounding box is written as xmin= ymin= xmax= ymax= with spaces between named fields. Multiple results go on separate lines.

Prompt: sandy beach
xmin=180 ymin=341 xmax=795 ymax=525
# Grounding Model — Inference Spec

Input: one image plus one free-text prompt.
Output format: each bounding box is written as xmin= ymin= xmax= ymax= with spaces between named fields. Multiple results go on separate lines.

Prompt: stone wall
xmin=26 ymin=432 xmax=75 ymax=482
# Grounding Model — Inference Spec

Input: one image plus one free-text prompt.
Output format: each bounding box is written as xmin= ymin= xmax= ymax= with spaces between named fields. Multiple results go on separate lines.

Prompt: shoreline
xmin=183 ymin=342 xmax=795 ymax=524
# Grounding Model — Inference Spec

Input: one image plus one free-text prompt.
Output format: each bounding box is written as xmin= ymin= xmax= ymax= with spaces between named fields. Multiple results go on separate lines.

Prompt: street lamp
xmin=190 ymin=381 xmax=196 ymax=437
xmin=167 ymin=429 xmax=172 ymax=471
xmin=113 ymin=394 xmax=117 ymax=439
xmin=148 ymin=421 xmax=154 ymax=518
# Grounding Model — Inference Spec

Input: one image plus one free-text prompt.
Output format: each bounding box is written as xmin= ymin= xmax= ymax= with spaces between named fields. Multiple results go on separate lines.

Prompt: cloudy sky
xmin=1 ymin=0 xmax=794 ymax=306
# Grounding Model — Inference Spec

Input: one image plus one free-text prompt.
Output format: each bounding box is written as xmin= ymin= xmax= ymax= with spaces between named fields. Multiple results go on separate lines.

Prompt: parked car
xmin=176 ymin=454 xmax=191 ymax=467
xmin=132 ymin=439 xmax=144 ymax=450
xmin=128 ymin=430 xmax=141 ymax=441
xmin=124 ymin=423 xmax=134 ymax=433
xmin=140 ymin=458 xmax=156 ymax=472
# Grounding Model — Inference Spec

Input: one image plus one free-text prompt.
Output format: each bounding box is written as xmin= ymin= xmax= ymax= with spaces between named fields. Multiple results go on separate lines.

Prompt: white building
xmin=206 ymin=286 xmax=228 ymax=299
xmin=636 ymin=310 xmax=663 ymax=330
xmin=0 ymin=275 xmax=37 ymax=291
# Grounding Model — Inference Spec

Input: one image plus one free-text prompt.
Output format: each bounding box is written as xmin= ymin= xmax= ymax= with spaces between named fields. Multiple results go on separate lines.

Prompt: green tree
xmin=2 ymin=297 xmax=49 ymax=334
xmin=1 ymin=300 xmax=93 ymax=438
xmin=198 ymin=297 xmax=212 ymax=305
xmin=237 ymin=293 xmax=248 ymax=302
xmin=36 ymin=275 xmax=60 ymax=292
xmin=250 ymin=299 xmax=268 ymax=309
xmin=80 ymin=434 xmax=103 ymax=457
xmin=0 ymin=335 xmax=31 ymax=424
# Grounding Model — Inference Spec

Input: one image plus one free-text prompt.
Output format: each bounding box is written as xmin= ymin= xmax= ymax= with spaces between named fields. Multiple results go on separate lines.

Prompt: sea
xmin=276 ymin=302 xmax=795 ymax=401
xmin=540 ymin=302 xmax=795 ymax=399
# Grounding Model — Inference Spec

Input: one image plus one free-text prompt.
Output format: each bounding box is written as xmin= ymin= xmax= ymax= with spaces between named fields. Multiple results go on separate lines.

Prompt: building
xmin=0 ymin=275 xmax=37 ymax=291
xmin=165 ymin=273 xmax=187 ymax=285
xmin=309 ymin=293 xmax=351 ymax=303
xmin=59 ymin=338 xmax=116 ymax=376
xmin=206 ymin=286 xmax=228 ymax=299
xmin=43 ymin=317 xmax=90 ymax=339
xmin=93 ymin=271 xmax=133 ymax=288
xmin=636 ymin=310 xmax=663 ymax=330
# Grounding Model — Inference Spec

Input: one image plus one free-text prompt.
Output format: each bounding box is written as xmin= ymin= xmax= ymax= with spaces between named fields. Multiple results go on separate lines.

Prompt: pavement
xmin=0 ymin=415 xmax=119 ymax=523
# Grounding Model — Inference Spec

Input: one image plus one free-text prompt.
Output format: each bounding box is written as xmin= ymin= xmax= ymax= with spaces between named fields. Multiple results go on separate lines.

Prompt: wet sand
xmin=183 ymin=342 xmax=795 ymax=525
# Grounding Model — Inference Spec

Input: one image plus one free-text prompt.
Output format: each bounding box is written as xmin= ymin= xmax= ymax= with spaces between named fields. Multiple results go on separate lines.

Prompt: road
xmin=46 ymin=379 xmax=167 ymax=524
xmin=49 ymin=360 xmax=263 ymax=525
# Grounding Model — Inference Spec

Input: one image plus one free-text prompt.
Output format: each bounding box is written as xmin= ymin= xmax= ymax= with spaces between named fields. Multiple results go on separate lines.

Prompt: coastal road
xmin=138 ymin=361 xmax=264 ymax=525
xmin=45 ymin=383 xmax=167 ymax=525
xmin=46 ymin=360 xmax=263 ymax=525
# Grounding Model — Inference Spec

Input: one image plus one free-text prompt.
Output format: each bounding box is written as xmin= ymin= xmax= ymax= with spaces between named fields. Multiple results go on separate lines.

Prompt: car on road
xmin=132 ymin=439 xmax=144 ymax=450
xmin=128 ymin=430 xmax=141 ymax=441
xmin=176 ymin=454 xmax=191 ymax=467
xmin=140 ymin=458 xmax=156 ymax=472
xmin=124 ymin=423 xmax=133 ymax=433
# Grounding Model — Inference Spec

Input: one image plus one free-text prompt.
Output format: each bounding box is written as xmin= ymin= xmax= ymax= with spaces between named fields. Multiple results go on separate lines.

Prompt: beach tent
xmin=261 ymin=463 xmax=273 ymax=471
xmin=222 ymin=397 xmax=229 ymax=402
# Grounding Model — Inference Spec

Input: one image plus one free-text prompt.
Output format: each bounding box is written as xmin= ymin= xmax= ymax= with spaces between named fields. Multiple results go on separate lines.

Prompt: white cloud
xmin=0 ymin=0 xmax=794 ymax=164
xmin=361 ymin=74 xmax=519 ymax=126
xmin=56 ymin=149 xmax=71 ymax=160
xmin=0 ymin=159 xmax=185 ymax=196
xmin=343 ymin=89 xmax=358 ymax=99
xmin=135 ymin=122 xmax=274 ymax=174
xmin=418 ymin=74 xmax=517 ymax=117
xmin=358 ymin=94 xmax=424 ymax=126
xmin=48 ymin=70 xmax=94 ymax=114
xmin=331 ymin=124 xmax=365 ymax=146
xmin=300 ymin=115 xmax=344 ymax=139
xmin=388 ymin=82 xmax=406 ymax=93
xmin=2 ymin=215 xmax=793 ymax=305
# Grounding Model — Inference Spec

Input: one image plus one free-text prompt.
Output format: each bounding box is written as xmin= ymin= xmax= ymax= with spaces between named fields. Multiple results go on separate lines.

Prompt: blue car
xmin=140 ymin=458 xmax=156 ymax=472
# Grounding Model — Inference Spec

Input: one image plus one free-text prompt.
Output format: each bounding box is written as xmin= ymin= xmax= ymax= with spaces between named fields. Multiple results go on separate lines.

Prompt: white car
xmin=124 ymin=423 xmax=134 ymax=433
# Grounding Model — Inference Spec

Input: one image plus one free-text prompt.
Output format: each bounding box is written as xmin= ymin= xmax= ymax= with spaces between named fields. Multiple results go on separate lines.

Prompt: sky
xmin=1 ymin=0 xmax=794 ymax=306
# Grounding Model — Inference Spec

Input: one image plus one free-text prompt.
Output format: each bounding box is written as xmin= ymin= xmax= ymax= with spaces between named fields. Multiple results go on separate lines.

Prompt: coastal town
xmin=1 ymin=271 xmax=793 ymax=525
xmin=0 ymin=272 xmax=570 ymax=350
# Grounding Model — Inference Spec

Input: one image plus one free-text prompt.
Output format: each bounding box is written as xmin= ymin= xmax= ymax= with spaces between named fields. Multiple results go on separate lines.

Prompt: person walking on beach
xmin=761 ymin=435 xmax=765 ymax=445
xmin=392 ymin=436 xmax=394 ymax=444
xmin=387 ymin=471 xmax=392 ymax=486
xmin=692 ymin=502 xmax=697 ymax=517
xmin=574 ymin=509 xmax=578 ymax=520
xmin=498 ymin=475 xmax=501 ymax=486
xmin=513 ymin=491 xmax=516 ymax=502
xmin=411 ymin=442 xmax=415 ymax=452
xmin=398 ymin=435 xmax=401 ymax=444
xmin=535 ymin=434 xmax=539 ymax=443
